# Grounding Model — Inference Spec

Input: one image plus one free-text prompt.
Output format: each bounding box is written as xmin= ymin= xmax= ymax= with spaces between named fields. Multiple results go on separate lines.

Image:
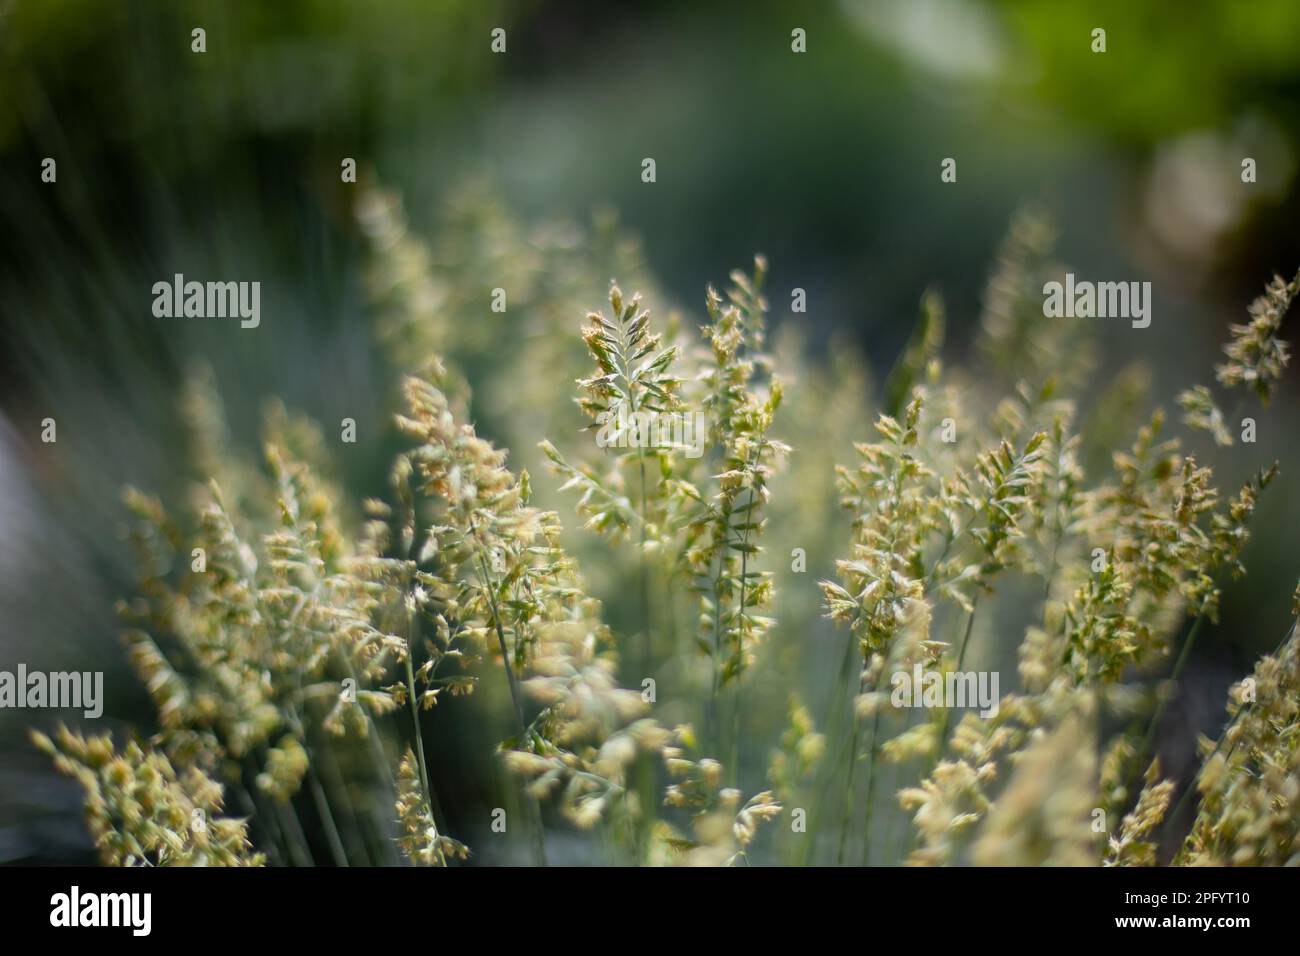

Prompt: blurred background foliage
xmin=0 ymin=0 xmax=1297 ymax=863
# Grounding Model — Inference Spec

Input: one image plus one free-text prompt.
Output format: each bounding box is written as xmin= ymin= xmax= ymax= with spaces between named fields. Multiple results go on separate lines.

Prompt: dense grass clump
xmin=35 ymin=193 xmax=1299 ymax=867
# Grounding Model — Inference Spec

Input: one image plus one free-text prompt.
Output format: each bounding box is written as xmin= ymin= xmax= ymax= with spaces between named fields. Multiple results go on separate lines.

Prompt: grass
xmin=32 ymin=193 xmax=1300 ymax=867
